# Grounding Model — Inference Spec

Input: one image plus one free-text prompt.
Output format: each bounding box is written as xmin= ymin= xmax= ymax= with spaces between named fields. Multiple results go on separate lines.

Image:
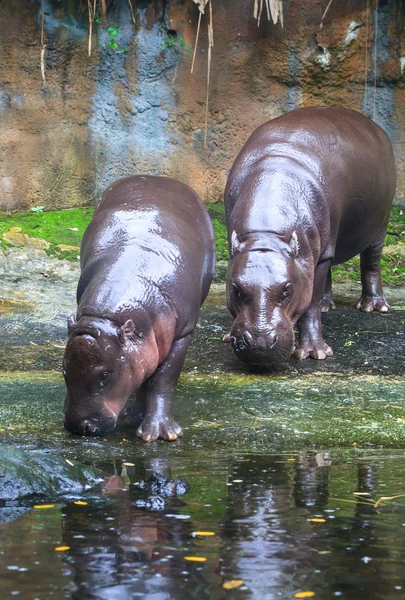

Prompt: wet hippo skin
xmin=63 ymin=175 xmax=215 ymax=441
xmin=225 ymin=107 xmax=396 ymax=365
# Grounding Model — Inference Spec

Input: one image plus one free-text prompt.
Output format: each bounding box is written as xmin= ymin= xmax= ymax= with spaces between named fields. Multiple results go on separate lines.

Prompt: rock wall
xmin=0 ymin=0 xmax=404 ymax=211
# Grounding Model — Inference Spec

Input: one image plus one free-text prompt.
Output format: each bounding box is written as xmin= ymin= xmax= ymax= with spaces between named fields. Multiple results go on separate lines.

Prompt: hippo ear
xmin=230 ymin=230 xmax=247 ymax=256
xmin=118 ymin=319 xmax=134 ymax=345
xmin=67 ymin=313 xmax=77 ymax=333
xmin=289 ymin=231 xmax=300 ymax=258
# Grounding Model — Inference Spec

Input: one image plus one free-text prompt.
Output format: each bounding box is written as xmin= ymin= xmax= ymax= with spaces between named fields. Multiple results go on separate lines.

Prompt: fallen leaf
xmin=33 ymin=504 xmax=55 ymax=509
xmin=67 ymin=227 xmax=79 ymax=231
xmin=74 ymin=501 xmax=88 ymax=506
xmin=54 ymin=546 xmax=70 ymax=552
xmin=310 ymin=518 xmax=326 ymax=523
xmin=295 ymin=592 xmax=315 ymax=599
xmin=232 ymin=479 xmax=243 ymax=483
xmin=123 ymin=462 xmax=135 ymax=467
xmin=192 ymin=531 xmax=215 ymax=537
xmin=184 ymin=556 xmax=207 ymax=562
xmin=65 ymin=459 xmax=74 ymax=467
xmin=223 ymin=580 xmax=244 ymax=590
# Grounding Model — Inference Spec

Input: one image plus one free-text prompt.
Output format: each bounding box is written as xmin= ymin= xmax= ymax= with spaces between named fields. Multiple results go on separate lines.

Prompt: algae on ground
xmin=1 ymin=370 xmax=405 ymax=455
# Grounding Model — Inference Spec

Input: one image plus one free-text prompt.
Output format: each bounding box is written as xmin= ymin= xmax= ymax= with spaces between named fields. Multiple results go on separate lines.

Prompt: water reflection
xmin=1 ymin=451 xmax=405 ymax=599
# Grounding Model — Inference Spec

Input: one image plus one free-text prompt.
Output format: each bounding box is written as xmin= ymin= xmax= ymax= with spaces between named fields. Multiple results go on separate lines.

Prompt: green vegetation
xmin=0 ymin=207 xmax=94 ymax=261
xmin=206 ymin=203 xmax=228 ymax=261
xmin=0 ymin=204 xmax=404 ymax=287
xmin=106 ymin=26 xmax=129 ymax=53
xmin=161 ymin=33 xmax=193 ymax=54
xmin=332 ymin=206 xmax=405 ymax=286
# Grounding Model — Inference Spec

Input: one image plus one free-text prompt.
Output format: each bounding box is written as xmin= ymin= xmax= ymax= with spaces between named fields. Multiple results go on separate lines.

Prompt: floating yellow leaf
xmin=184 ymin=556 xmax=207 ymax=562
xmin=65 ymin=459 xmax=74 ymax=467
xmin=192 ymin=531 xmax=215 ymax=536
xmin=33 ymin=504 xmax=55 ymax=509
xmin=232 ymin=479 xmax=243 ymax=483
xmin=287 ymin=458 xmax=296 ymax=461
xmin=223 ymin=580 xmax=244 ymax=590
xmin=123 ymin=462 xmax=135 ymax=467
xmin=55 ymin=546 xmax=70 ymax=552
xmin=295 ymin=592 xmax=315 ymax=598
xmin=74 ymin=501 xmax=88 ymax=506
xmin=310 ymin=518 xmax=326 ymax=523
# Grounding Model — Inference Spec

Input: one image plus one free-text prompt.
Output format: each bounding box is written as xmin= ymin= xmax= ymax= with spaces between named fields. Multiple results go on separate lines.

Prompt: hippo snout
xmin=230 ymin=322 xmax=293 ymax=367
xmin=64 ymin=414 xmax=116 ymax=437
xmin=232 ymin=329 xmax=278 ymax=353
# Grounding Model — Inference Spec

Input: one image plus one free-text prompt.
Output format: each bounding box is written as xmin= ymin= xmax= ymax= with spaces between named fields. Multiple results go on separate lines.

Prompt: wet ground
xmin=0 ymin=249 xmax=405 ymax=599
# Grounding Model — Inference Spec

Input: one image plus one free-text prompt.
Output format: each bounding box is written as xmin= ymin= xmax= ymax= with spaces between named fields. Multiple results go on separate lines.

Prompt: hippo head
xmin=226 ymin=231 xmax=313 ymax=367
xmin=63 ymin=315 xmax=153 ymax=437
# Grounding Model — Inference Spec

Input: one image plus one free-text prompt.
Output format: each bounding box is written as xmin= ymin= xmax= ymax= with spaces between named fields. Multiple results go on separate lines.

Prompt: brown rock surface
xmin=0 ymin=0 xmax=404 ymax=210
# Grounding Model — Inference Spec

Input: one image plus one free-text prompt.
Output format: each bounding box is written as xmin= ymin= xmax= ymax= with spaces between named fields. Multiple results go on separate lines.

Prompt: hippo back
xmin=78 ymin=176 xmax=215 ymax=334
xmin=224 ymin=107 xmax=396 ymax=265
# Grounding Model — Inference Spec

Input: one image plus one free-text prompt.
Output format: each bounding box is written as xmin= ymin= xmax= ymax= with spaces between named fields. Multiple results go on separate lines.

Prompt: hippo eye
xmin=281 ymin=282 xmax=292 ymax=300
xmin=99 ymin=371 xmax=112 ymax=384
xmin=232 ymin=283 xmax=242 ymax=299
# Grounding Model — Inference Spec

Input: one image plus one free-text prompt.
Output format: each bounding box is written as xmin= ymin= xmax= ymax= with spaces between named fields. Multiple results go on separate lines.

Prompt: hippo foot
xmin=321 ymin=297 xmax=336 ymax=313
xmin=136 ymin=417 xmax=183 ymax=442
xmin=356 ymin=295 xmax=389 ymax=313
xmin=294 ymin=338 xmax=333 ymax=360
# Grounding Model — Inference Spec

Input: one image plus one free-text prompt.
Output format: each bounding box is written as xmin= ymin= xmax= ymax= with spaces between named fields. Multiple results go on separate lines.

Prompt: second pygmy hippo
xmin=63 ymin=176 xmax=215 ymax=441
xmin=225 ymin=107 xmax=396 ymax=366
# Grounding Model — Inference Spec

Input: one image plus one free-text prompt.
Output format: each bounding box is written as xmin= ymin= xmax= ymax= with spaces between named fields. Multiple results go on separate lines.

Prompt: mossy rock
xmin=0 ymin=443 xmax=101 ymax=503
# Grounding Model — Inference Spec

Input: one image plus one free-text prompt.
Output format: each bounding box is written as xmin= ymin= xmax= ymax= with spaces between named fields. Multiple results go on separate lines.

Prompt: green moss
xmin=0 ymin=207 xmax=95 ymax=261
xmin=0 ymin=204 xmax=403 ymax=286
xmin=206 ymin=203 xmax=228 ymax=262
xmin=333 ymin=206 xmax=405 ymax=286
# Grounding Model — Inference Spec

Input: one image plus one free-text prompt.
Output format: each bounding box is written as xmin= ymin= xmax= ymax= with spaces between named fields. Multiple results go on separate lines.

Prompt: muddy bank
xmin=0 ymin=246 xmax=403 ymax=377
xmin=0 ymin=246 xmax=403 ymax=458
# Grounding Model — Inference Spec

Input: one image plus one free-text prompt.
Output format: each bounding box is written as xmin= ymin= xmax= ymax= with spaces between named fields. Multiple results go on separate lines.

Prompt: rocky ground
xmin=0 ymin=244 xmax=403 ymax=467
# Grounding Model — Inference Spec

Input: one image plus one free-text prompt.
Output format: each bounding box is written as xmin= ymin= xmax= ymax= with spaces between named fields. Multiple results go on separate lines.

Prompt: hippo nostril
xmin=242 ymin=331 xmax=253 ymax=346
xmin=270 ymin=335 xmax=278 ymax=349
xmin=81 ymin=420 xmax=99 ymax=436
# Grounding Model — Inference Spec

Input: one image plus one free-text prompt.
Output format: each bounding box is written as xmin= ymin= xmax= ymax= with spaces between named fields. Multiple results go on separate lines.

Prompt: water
xmin=1 ymin=450 xmax=405 ymax=599
xmin=0 ymin=278 xmax=405 ymax=599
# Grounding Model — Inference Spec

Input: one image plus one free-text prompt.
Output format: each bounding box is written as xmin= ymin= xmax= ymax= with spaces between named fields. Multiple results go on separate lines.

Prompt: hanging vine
xmin=38 ymin=0 xmax=287 ymax=144
xmin=40 ymin=0 xmax=46 ymax=82
xmin=253 ymin=0 xmax=284 ymax=27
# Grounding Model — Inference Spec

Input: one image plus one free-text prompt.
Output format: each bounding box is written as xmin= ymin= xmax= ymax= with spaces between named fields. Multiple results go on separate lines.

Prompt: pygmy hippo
xmin=225 ymin=107 xmax=396 ymax=366
xmin=63 ymin=176 xmax=215 ymax=441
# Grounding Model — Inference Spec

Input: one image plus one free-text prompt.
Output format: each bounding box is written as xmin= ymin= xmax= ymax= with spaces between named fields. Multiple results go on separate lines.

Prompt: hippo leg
xmin=136 ymin=334 xmax=192 ymax=442
xmin=356 ymin=228 xmax=390 ymax=313
xmin=294 ymin=260 xmax=334 ymax=360
xmin=321 ymin=268 xmax=336 ymax=313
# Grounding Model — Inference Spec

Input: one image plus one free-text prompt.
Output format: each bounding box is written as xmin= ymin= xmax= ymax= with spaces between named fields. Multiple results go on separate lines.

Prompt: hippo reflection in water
xmin=225 ymin=107 xmax=396 ymax=366
xmin=63 ymin=176 xmax=215 ymax=441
